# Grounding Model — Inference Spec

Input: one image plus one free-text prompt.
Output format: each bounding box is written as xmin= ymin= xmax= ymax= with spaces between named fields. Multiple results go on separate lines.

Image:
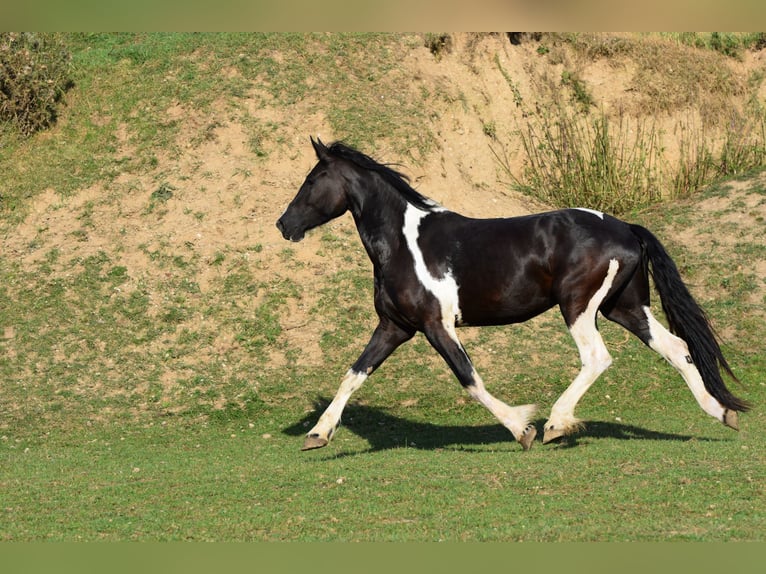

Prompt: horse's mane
xmin=325 ymin=141 xmax=440 ymax=211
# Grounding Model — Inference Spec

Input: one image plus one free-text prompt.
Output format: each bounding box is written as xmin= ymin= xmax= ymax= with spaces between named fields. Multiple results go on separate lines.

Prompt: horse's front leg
xmin=302 ymin=317 xmax=414 ymax=450
xmin=423 ymin=321 xmax=538 ymax=451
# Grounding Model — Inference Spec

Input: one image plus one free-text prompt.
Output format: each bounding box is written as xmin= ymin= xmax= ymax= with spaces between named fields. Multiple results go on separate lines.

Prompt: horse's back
xmin=416 ymin=207 xmax=642 ymax=326
xmin=422 ymin=208 xmax=638 ymax=268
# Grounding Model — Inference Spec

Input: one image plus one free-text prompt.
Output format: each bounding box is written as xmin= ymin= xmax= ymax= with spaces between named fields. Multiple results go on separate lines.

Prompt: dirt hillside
xmin=12 ymin=33 xmax=766 ymax=265
xmin=4 ymin=33 xmax=766 ymax=391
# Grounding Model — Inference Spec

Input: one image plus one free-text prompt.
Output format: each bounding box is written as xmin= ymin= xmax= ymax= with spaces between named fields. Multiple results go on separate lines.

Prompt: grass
xmin=2 ymin=181 xmax=764 ymax=541
xmin=507 ymin=106 xmax=665 ymax=213
xmin=506 ymin=100 xmax=766 ymax=213
xmin=1 ymin=33 xmax=765 ymax=542
xmin=2 ymin=415 xmax=760 ymax=541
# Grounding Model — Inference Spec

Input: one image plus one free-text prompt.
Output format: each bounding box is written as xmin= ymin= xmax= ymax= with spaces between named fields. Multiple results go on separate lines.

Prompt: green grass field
xmin=1 ymin=33 xmax=764 ymax=542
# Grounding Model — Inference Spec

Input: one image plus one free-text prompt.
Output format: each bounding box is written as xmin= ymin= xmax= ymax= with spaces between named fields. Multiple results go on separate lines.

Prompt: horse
xmin=276 ymin=137 xmax=749 ymax=451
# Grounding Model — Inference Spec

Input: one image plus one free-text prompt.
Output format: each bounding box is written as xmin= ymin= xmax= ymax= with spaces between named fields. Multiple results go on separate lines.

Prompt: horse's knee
xmin=594 ymin=352 xmax=613 ymax=374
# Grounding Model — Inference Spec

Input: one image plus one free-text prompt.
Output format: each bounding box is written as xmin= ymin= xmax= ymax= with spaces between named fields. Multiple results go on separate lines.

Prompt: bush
xmin=424 ymin=33 xmax=452 ymax=58
xmin=508 ymin=105 xmax=664 ymax=214
xmin=0 ymin=32 xmax=72 ymax=136
xmin=504 ymin=100 xmax=766 ymax=214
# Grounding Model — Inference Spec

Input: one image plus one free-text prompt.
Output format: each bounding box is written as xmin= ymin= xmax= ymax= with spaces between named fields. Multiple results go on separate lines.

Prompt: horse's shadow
xmin=282 ymin=398 xmax=720 ymax=455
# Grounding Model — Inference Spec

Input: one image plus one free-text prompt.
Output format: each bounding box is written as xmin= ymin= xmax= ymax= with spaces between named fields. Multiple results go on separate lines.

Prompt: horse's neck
xmin=347 ymin=180 xmax=410 ymax=268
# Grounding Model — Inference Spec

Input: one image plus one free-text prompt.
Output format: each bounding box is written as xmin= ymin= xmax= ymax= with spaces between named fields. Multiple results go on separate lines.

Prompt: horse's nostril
xmin=276 ymin=218 xmax=289 ymax=238
xmin=276 ymin=217 xmax=296 ymax=241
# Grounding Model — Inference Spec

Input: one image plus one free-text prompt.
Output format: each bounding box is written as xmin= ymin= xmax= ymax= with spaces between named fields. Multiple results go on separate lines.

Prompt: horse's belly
xmin=458 ymin=295 xmax=554 ymax=327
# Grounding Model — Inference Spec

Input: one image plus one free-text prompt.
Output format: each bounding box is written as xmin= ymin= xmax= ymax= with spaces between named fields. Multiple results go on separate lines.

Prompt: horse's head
xmin=276 ymin=137 xmax=350 ymax=242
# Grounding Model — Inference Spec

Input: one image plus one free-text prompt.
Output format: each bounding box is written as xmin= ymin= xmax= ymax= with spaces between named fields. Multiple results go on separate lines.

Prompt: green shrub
xmin=424 ymin=33 xmax=452 ymax=58
xmin=508 ymin=105 xmax=664 ymax=214
xmin=0 ymin=32 xmax=73 ymax=136
xmin=709 ymin=32 xmax=742 ymax=58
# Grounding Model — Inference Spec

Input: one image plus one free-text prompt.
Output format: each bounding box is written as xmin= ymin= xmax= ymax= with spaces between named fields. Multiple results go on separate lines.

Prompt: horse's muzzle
xmin=276 ymin=217 xmax=304 ymax=242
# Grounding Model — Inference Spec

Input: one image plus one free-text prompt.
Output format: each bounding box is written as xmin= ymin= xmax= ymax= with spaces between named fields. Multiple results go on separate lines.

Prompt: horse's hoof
xmin=723 ymin=409 xmax=739 ymax=431
xmin=302 ymin=434 xmax=329 ymax=450
xmin=519 ymin=426 xmax=537 ymax=451
xmin=542 ymin=426 xmax=566 ymax=444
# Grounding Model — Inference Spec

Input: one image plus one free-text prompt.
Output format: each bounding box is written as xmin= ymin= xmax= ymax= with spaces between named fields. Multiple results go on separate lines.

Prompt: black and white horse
xmin=276 ymin=138 xmax=749 ymax=451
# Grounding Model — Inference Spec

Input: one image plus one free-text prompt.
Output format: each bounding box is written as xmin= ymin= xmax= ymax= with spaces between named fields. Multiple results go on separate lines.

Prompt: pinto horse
xmin=276 ymin=138 xmax=749 ymax=451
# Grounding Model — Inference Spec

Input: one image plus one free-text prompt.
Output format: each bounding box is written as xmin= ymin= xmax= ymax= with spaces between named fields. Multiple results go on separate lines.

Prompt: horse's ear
xmin=311 ymin=136 xmax=331 ymax=162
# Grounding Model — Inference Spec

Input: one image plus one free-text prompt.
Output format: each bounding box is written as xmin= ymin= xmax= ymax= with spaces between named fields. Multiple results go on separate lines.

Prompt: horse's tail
xmin=629 ymin=224 xmax=750 ymax=412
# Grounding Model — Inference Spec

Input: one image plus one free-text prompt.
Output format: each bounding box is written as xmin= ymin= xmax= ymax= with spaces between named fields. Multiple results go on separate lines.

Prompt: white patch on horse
xmin=574 ymin=207 xmax=605 ymax=220
xmin=403 ymin=204 xmax=462 ymax=335
xmin=643 ymin=306 xmax=726 ymax=421
xmin=307 ymin=369 xmax=368 ymax=442
xmin=466 ymin=369 xmax=537 ymax=440
xmin=546 ymin=258 xmax=619 ymax=435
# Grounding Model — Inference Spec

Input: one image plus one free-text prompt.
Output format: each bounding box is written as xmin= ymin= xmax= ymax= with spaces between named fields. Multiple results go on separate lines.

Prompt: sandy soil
xmin=6 ymin=33 xmax=765 ymax=371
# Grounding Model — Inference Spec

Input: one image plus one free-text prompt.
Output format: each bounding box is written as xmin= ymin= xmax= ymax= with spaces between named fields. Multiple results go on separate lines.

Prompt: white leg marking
xmin=547 ymin=259 xmax=619 ymax=435
xmin=403 ymin=204 xmax=461 ymax=333
xmin=465 ymin=370 xmax=537 ymax=440
xmin=307 ymin=369 xmax=368 ymax=441
xmin=643 ymin=306 xmax=726 ymax=421
xmin=573 ymin=207 xmax=605 ymax=220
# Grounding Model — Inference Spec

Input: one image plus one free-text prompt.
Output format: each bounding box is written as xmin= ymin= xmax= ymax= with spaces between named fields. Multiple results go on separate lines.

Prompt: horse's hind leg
xmin=302 ymin=317 xmax=414 ymax=450
xmin=423 ymin=321 xmax=537 ymax=450
xmin=643 ymin=309 xmax=730 ymax=424
xmin=601 ymin=272 xmax=733 ymax=429
xmin=607 ymin=305 xmax=731 ymax=427
xmin=544 ymin=259 xmax=619 ymax=444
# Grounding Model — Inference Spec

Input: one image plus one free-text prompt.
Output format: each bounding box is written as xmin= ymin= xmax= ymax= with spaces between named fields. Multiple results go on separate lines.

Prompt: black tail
xmin=630 ymin=224 xmax=750 ymax=412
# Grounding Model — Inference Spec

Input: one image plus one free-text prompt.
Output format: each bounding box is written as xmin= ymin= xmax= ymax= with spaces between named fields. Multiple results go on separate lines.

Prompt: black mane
xmin=325 ymin=141 xmax=439 ymax=211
